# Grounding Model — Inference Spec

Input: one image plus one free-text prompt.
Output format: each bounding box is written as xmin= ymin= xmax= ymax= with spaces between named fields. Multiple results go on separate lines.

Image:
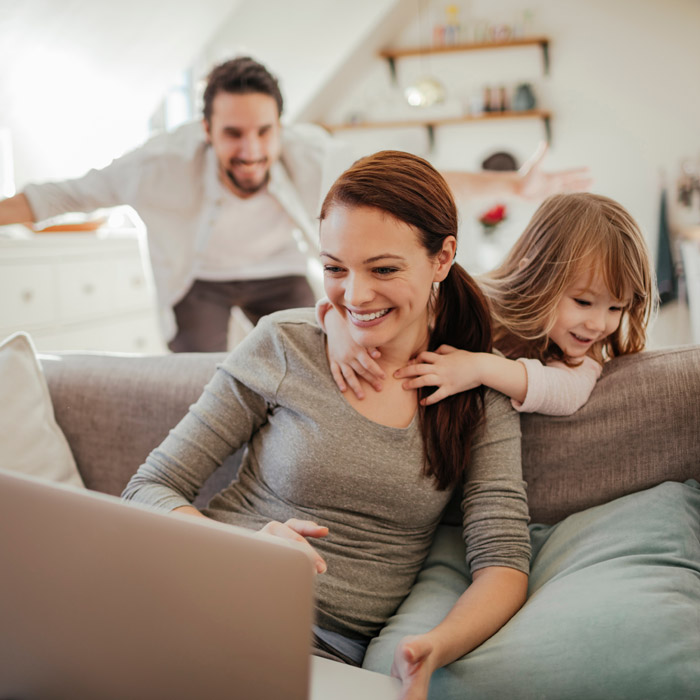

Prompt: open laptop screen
xmin=0 ymin=469 xmax=316 ymax=700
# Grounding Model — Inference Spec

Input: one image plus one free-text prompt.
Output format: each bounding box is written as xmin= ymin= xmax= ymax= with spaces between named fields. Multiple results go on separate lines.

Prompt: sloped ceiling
xmin=0 ymin=0 xmax=240 ymax=185
xmin=192 ymin=0 xmax=411 ymax=124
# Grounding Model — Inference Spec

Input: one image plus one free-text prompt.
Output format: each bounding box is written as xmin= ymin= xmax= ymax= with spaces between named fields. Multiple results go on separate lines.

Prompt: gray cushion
xmin=363 ymin=479 xmax=700 ymax=699
xmin=521 ymin=346 xmax=700 ymax=523
xmin=40 ymin=352 xmax=227 ymax=495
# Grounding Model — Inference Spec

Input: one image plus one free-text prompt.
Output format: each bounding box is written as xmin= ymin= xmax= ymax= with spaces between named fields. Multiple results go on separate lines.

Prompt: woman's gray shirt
xmin=122 ymin=309 xmax=531 ymax=640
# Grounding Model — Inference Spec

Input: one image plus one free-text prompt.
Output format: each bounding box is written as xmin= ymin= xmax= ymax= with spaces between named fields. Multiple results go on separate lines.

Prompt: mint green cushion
xmin=363 ymin=480 xmax=700 ymax=699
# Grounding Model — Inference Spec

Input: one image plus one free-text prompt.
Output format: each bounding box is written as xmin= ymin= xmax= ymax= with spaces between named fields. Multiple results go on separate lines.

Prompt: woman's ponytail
xmin=419 ymin=263 xmax=492 ymax=490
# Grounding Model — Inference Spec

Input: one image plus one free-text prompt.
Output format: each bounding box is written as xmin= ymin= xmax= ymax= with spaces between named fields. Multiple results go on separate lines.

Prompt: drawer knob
xmin=83 ymin=283 xmax=95 ymax=295
xmin=21 ymin=290 xmax=34 ymax=303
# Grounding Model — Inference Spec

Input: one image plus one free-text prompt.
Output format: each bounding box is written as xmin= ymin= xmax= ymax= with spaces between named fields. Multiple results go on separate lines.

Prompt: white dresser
xmin=0 ymin=231 xmax=166 ymax=353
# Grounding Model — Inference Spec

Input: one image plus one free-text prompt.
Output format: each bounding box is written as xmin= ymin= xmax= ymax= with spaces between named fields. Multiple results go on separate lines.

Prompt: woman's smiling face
xmin=319 ymin=205 xmax=454 ymax=358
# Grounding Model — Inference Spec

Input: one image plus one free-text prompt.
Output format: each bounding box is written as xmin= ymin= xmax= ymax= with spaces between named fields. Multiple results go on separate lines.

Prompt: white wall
xmin=2 ymin=0 xmax=240 ymax=190
xmin=311 ymin=0 xmax=700 ymax=274
xmin=6 ymin=0 xmax=699 ymax=264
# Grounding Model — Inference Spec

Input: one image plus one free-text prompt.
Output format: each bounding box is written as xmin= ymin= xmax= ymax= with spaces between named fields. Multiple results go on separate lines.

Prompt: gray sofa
xmin=41 ymin=345 xmax=700 ymax=698
xmin=42 ymin=345 xmax=699 ymax=524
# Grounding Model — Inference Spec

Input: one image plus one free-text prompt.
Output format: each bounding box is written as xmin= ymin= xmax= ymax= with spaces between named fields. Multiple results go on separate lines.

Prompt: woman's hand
xmin=172 ymin=504 xmax=209 ymax=519
xmin=259 ymin=518 xmax=329 ymax=574
xmin=394 ymin=345 xmax=486 ymax=405
xmin=324 ymin=305 xmax=384 ymax=399
xmin=391 ymin=634 xmax=437 ymax=700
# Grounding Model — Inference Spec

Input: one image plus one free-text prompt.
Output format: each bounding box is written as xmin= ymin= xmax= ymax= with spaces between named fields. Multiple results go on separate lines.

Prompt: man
xmin=0 ymin=57 xmax=590 ymax=352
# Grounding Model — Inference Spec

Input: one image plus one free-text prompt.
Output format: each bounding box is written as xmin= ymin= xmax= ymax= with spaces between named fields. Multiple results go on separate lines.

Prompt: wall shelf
xmin=318 ymin=36 xmax=553 ymax=150
xmin=380 ymin=36 xmax=551 ymax=79
xmin=319 ymin=109 xmax=552 ymax=148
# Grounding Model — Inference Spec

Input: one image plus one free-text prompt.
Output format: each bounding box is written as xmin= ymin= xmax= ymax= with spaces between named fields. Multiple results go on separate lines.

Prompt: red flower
xmin=479 ymin=204 xmax=507 ymax=227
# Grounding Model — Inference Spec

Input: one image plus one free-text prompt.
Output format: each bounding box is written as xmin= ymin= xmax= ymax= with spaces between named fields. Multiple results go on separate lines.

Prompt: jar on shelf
xmin=512 ymin=83 xmax=536 ymax=111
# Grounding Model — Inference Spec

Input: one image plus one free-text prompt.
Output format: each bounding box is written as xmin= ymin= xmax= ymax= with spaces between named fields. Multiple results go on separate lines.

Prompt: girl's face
xmin=549 ymin=270 xmax=629 ymax=358
xmin=319 ymin=205 xmax=454 ymax=358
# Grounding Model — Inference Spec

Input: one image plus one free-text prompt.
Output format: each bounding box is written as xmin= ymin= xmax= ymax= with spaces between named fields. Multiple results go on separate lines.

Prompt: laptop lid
xmin=0 ymin=469 xmax=316 ymax=700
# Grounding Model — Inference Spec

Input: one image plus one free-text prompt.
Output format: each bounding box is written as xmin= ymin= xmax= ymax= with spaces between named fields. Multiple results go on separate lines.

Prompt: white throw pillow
xmin=0 ymin=332 xmax=84 ymax=488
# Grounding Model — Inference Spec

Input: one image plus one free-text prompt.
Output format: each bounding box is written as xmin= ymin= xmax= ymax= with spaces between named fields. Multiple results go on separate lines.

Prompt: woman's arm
xmin=392 ymin=566 xmax=528 ymax=699
xmin=392 ymin=389 xmax=530 ymax=699
xmin=124 ymin=316 xmax=332 ymax=574
xmin=122 ymin=317 xmax=286 ymax=510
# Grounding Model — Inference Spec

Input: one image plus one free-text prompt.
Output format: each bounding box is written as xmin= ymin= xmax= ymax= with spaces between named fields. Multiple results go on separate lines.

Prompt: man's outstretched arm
xmin=0 ymin=193 xmax=35 ymax=225
xmin=441 ymin=142 xmax=592 ymax=201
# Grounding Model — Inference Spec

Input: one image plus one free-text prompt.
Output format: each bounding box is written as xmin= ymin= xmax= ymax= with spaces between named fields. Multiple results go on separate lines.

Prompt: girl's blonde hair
xmin=479 ymin=192 xmax=656 ymax=364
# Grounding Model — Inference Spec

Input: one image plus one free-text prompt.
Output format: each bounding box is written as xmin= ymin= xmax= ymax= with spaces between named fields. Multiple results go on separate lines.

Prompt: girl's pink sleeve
xmin=315 ymin=298 xmax=333 ymax=333
xmin=511 ymin=355 xmax=602 ymax=416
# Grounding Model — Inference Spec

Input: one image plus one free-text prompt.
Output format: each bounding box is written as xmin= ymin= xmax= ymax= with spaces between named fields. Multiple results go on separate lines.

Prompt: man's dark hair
xmin=202 ymin=57 xmax=284 ymax=122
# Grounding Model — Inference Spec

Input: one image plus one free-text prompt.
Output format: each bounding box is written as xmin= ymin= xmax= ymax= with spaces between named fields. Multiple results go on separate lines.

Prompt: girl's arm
xmin=395 ymin=348 xmax=603 ymax=415
xmin=316 ymin=298 xmax=385 ymax=399
xmin=512 ymin=356 xmax=602 ymax=415
xmin=392 ymin=566 xmax=528 ymax=700
xmin=394 ymin=345 xmax=528 ymax=405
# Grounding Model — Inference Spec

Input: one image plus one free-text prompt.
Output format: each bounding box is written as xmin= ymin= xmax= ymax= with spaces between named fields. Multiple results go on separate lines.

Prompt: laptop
xmin=0 ymin=469 xmax=401 ymax=700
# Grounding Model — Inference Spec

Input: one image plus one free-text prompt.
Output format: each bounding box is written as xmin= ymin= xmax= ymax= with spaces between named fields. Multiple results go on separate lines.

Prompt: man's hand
xmin=391 ymin=635 xmax=437 ymax=700
xmin=516 ymin=141 xmax=593 ymax=200
xmin=0 ymin=193 xmax=35 ymax=226
xmin=441 ymin=142 xmax=592 ymax=203
xmin=259 ymin=518 xmax=329 ymax=574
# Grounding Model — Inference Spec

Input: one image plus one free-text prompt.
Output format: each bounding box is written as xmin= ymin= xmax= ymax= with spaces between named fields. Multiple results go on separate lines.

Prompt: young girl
xmin=319 ymin=192 xmax=656 ymax=415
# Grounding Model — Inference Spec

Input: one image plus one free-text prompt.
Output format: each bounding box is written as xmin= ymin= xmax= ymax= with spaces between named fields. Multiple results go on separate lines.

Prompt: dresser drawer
xmin=0 ymin=263 xmax=57 ymax=327
xmin=1 ymin=233 xmax=161 ymax=352
xmin=57 ymin=259 xmax=118 ymax=320
xmin=33 ymin=312 xmax=165 ymax=354
xmin=113 ymin=258 xmax=151 ymax=311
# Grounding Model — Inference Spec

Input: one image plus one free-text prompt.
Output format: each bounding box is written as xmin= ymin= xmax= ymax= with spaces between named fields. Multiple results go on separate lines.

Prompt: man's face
xmin=204 ymin=92 xmax=282 ymax=198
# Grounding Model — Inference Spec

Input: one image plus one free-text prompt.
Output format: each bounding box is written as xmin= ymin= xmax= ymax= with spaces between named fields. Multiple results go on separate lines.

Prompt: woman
xmin=123 ymin=150 xmax=530 ymax=699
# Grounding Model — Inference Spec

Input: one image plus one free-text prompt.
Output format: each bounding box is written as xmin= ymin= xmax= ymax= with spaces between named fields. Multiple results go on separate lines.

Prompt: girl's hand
xmin=259 ymin=518 xmax=329 ymax=574
xmin=330 ymin=350 xmax=384 ymax=399
xmin=324 ymin=306 xmax=385 ymax=399
xmin=391 ymin=634 xmax=437 ymax=700
xmin=394 ymin=345 xmax=485 ymax=405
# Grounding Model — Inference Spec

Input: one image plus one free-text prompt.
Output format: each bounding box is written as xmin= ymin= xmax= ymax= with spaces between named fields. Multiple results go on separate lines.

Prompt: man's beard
xmin=223 ymin=162 xmax=270 ymax=196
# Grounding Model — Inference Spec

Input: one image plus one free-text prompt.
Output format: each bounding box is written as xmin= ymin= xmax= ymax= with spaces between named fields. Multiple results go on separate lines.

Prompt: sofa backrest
xmin=41 ymin=346 xmax=700 ymax=524
xmin=520 ymin=346 xmax=699 ymax=522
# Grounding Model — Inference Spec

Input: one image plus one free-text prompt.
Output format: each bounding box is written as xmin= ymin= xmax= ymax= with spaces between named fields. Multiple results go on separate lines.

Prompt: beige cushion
xmin=0 ymin=332 xmax=84 ymax=488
